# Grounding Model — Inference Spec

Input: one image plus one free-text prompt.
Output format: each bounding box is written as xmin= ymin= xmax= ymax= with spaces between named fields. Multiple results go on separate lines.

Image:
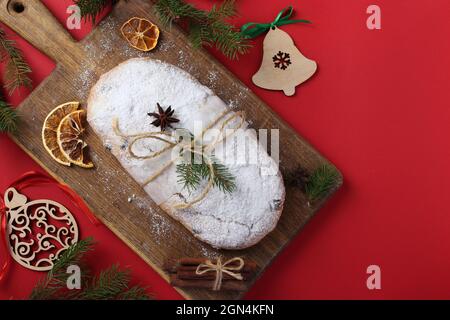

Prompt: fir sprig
xmin=177 ymin=143 xmax=236 ymax=194
xmin=117 ymin=285 xmax=150 ymax=300
xmin=0 ymin=27 xmax=31 ymax=133
xmin=155 ymin=0 xmax=252 ymax=59
xmin=30 ymin=237 xmax=94 ymax=300
xmin=155 ymin=0 xmax=204 ymax=26
xmin=30 ymin=237 xmax=151 ymax=300
xmin=0 ymin=97 xmax=18 ymax=133
xmin=0 ymin=27 xmax=32 ymax=95
xmin=209 ymin=157 xmax=236 ymax=193
xmin=177 ymin=158 xmax=236 ymax=194
xmin=74 ymin=0 xmax=120 ymax=24
xmin=82 ymin=265 xmax=132 ymax=300
xmin=305 ymin=165 xmax=340 ymax=203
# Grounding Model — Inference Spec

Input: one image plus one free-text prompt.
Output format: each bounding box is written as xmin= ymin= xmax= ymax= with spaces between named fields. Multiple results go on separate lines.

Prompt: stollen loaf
xmin=87 ymin=58 xmax=285 ymax=249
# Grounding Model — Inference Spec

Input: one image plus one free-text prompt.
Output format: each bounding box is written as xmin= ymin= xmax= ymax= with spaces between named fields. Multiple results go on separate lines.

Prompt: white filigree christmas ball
xmin=4 ymin=188 xmax=79 ymax=271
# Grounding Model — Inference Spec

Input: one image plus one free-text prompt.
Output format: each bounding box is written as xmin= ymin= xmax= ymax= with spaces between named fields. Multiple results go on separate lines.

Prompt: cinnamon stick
xmin=176 ymin=269 xmax=251 ymax=281
xmin=179 ymin=257 xmax=214 ymax=265
xmin=176 ymin=265 xmax=255 ymax=274
xmin=164 ymin=258 xmax=258 ymax=273
xmin=179 ymin=258 xmax=257 ymax=269
xmin=170 ymin=274 xmax=248 ymax=292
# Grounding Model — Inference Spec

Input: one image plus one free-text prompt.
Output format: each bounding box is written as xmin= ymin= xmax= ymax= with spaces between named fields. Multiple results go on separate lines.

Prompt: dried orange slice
xmin=121 ymin=17 xmax=160 ymax=52
xmin=57 ymin=110 xmax=94 ymax=169
xmin=42 ymin=101 xmax=80 ymax=166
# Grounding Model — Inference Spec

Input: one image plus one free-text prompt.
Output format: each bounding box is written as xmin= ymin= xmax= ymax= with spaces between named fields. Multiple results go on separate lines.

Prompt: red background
xmin=1 ymin=0 xmax=450 ymax=299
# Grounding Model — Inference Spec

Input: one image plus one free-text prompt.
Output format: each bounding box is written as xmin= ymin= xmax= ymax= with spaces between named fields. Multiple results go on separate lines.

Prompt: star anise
xmin=147 ymin=103 xmax=180 ymax=131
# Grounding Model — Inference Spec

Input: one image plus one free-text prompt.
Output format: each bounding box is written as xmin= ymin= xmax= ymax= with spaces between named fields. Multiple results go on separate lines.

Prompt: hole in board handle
xmin=8 ymin=1 xmax=25 ymax=13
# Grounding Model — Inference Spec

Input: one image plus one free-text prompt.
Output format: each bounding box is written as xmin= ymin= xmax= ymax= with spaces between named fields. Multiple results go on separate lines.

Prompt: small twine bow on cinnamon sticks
xmin=195 ymin=257 xmax=244 ymax=291
xmin=165 ymin=257 xmax=257 ymax=291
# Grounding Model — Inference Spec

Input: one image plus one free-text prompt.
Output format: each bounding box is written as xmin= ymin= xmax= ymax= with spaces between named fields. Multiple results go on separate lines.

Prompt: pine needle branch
xmin=155 ymin=0 xmax=204 ymax=26
xmin=0 ymin=27 xmax=32 ymax=95
xmin=74 ymin=0 xmax=120 ymax=24
xmin=155 ymin=0 xmax=252 ymax=59
xmin=210 ymin=156 xmax=236 ymax=193
xmin=177 ymin=162 xmax=204 ymax=193
xmin=177 ymin=146 xmax=236 ymax=194
xmin=30 ymin=238 xmax=94 ymax=300
xmin=117 ymin=286 xmax=151 ymax=300
xmin=30 ymin=237 xmax=151 ymax=300
xmin=81 ymin=265 xmax=150 ymax=300
xmin=50 ymin=237 xmax=94 ymax=276
xmin=0 ymin=96 xmax=19 ymax=133
xmin=81 ymin=264 xmax=130 ymax=300
xmin=305 ymin=165 xmax=340 ymax=203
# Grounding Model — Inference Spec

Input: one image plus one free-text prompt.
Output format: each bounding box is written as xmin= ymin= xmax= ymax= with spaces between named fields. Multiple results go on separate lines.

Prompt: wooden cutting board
xmin=0 ymin=0 xmax=342 ymax=299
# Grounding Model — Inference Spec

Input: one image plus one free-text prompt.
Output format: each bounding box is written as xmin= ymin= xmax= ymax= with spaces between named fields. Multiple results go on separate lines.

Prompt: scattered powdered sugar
xmin=207 ymin=70 xmax=219 ymax=84
xmin=200 ymin=245 xmax=221 ymax=259
xmin=127 ymin=194 xmax=136 ymax=203
xmin=175 ymin=49 xmax=200 ymax=77
xmin=132 ymin=195 xmax=172 ymax=242
xmin=159 ymin=40 xmax=176 ymax=52
xmin=75 ymin=63 xmax=95 ymax=99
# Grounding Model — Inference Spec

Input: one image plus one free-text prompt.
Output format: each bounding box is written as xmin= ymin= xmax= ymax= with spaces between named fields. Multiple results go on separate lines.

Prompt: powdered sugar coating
xmin=87 ymin=58 xmax=284 ymax=249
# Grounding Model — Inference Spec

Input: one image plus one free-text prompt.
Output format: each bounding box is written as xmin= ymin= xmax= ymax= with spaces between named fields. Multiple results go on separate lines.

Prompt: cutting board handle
xmin=0 ymin=0 xmax=82 ymax=65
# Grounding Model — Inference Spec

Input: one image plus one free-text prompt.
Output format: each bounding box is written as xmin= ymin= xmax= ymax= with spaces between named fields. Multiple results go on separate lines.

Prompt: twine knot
xmin=113 ymin=110 xmax=245 ymax=209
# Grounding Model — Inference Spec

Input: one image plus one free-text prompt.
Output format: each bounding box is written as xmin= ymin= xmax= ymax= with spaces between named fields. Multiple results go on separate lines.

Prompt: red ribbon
xmin=0 ymin=171 xmax=101 ymax=282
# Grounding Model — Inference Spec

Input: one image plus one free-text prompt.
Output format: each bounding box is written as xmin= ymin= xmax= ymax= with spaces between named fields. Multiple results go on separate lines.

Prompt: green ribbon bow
xmin=241 ymin=6 xmax=311 ymax=39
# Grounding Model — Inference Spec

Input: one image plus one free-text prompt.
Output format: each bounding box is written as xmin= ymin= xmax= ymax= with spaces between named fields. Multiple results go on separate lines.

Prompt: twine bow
xmin=113 ymin=109 xmax=245 ymax=209
xmin=241 ymin=5 xmax=311 ymax=39
xmin=196 ymin=257 xmax=245 ymax=291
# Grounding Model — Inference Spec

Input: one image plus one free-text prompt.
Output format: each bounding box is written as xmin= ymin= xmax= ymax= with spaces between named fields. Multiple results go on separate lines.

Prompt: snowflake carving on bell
xmin=273 ymin=51 xmax=292 ymax=70
xmin=4 ymin=188 xmax=79 ymax=271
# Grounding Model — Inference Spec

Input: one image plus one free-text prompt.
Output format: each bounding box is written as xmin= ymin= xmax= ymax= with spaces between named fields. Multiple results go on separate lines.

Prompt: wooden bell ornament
xmin=252 ymin=26 xmax=317 ymax=96
xmin=241 ymin=6 xmax=316 ymax=96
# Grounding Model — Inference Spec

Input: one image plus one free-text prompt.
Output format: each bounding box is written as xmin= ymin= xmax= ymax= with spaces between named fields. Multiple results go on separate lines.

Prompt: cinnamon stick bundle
xmin=165 ymin=257 xmax=258 ymax=292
